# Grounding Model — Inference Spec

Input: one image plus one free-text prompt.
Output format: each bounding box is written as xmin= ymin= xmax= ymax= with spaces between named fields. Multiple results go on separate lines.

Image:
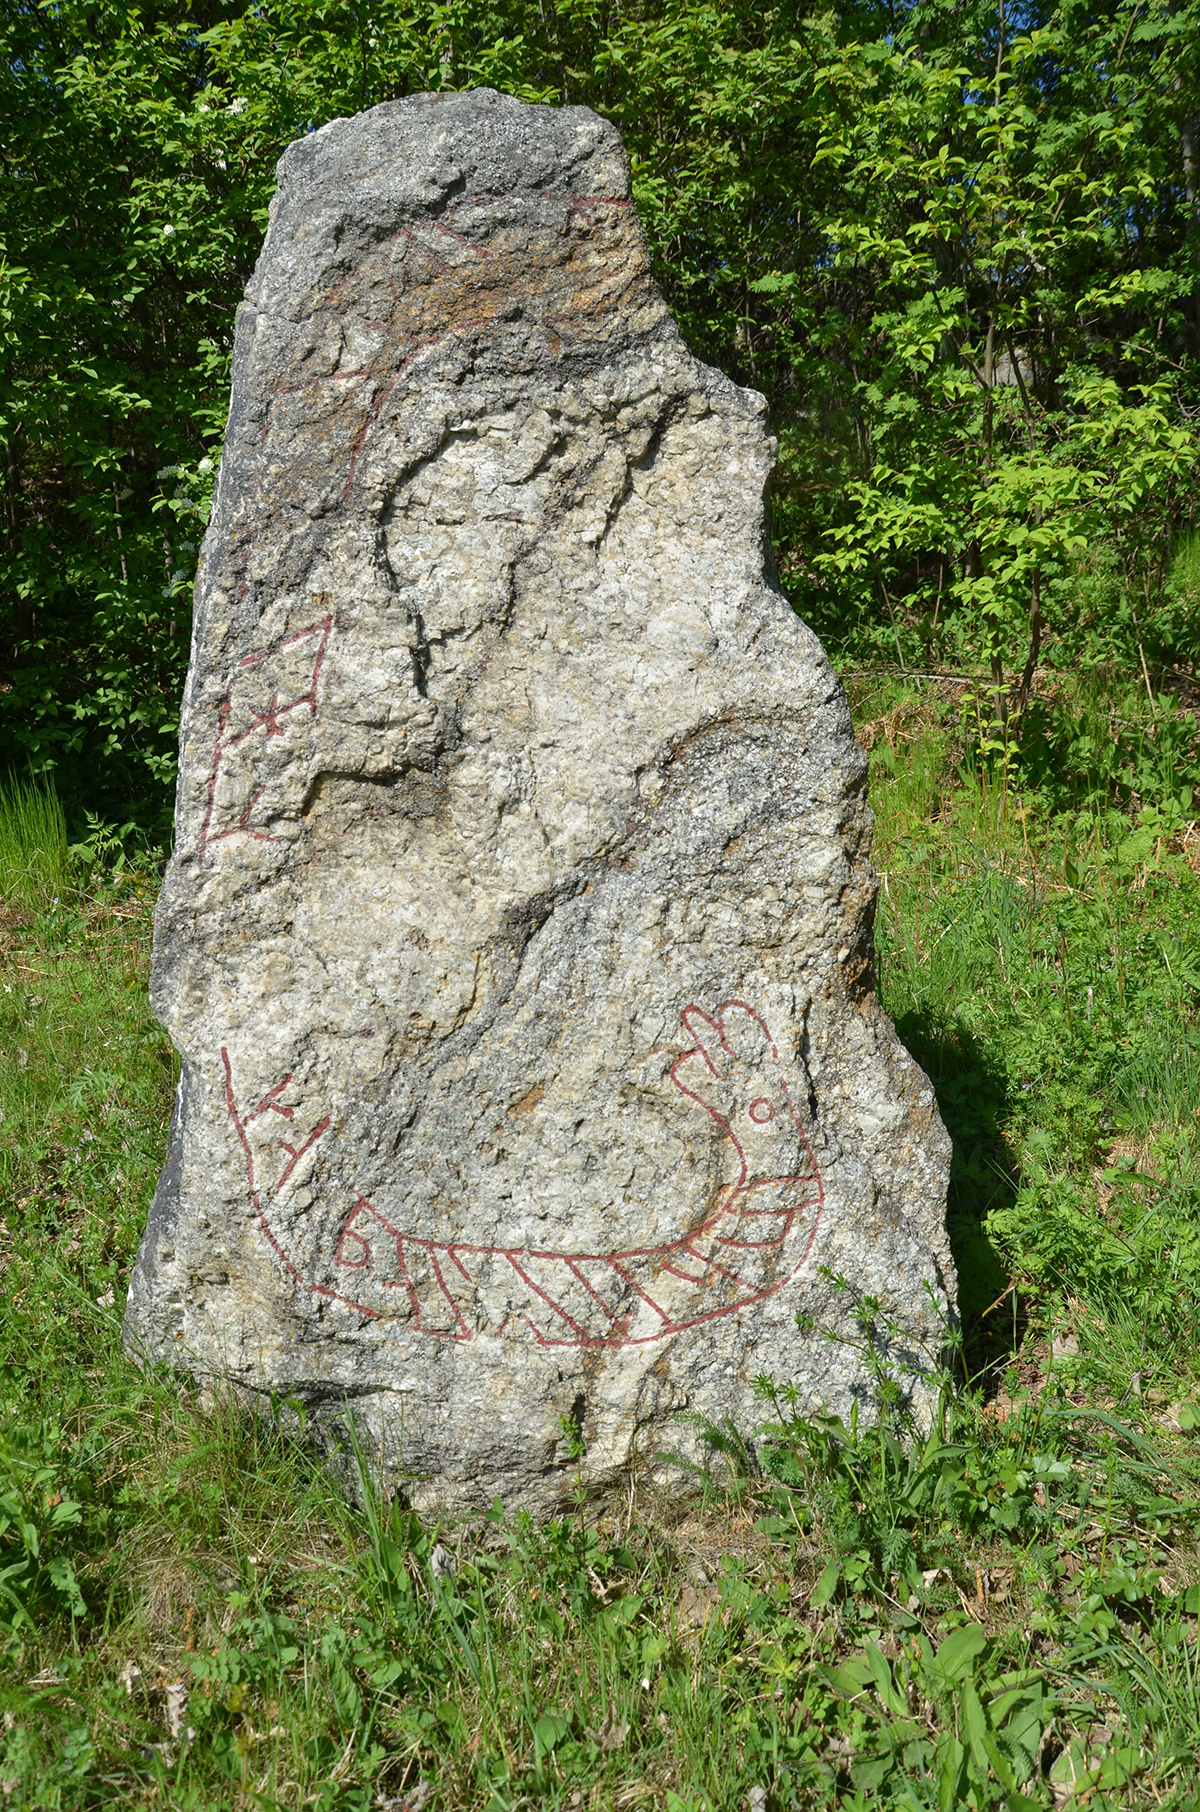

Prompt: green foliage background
xmin=2 ymin=0 xmax=1199 ymax=826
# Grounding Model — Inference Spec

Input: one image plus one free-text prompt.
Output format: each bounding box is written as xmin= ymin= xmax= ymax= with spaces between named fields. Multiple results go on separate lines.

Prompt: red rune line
xmin=221 ymin=1000 xmax=825 ymax=1347
xmin=290 ymin=219 xmax=493 ymax=498
xmin=568 ymin=193 xmax=631 ymax=213
xmin=257 ymin=188 xmax=622 ymax=470
xmin=220 ymin=1047 xmax=358 ymax=1312
xmin=340 ymin=318 xmax=483 ymax=502
xmin=198 ymin=614 xmax=333 ymax=867
xmin=257 ymin=366 xmax=374 ymax=451
xmin=271 ymin=365 xmax=370 ymax=402
xmin=341 ymin=365 xmax=408 ymax=502
xmin=395 ymin=220 xmax=493 ymax=277
xmin=258 ymin=193 xmax=626 ymax=506
xmin=428 ymin=219 xmax=491 ymax=259
xmin=336 ymin=307 xmax=502 ymax=503
xmin=309 ymin=197 xmax=632 ymax=505
xmin=247 ymin=1077 xmax=294 ymax=1122
xmin=315 ymin=216 xmax=489 ymax=320
xmin=395 ymin=225 xmax=452 ymax=278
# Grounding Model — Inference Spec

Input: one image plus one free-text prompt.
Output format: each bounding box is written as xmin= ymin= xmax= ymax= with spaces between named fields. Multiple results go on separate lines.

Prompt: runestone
xmin=126 ymin=88 xmax=954 ymax=1514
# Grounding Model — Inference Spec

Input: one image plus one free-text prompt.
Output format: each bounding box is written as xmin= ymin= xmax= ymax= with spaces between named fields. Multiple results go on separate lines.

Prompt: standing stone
xmin=126 ymin=89 xmax=953 ymax=1514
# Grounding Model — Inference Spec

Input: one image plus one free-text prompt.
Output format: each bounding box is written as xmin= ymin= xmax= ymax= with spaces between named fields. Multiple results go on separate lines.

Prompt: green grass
xmin=0 ymin=779 xmax=70 ymax=915
xmin=3 ymin=688 xmax=1200 ymax=1809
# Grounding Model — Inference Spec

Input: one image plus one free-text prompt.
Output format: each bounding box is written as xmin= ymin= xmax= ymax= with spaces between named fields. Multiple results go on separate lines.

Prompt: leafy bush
xmin=2 ymin=0 xmax=1198 ymax=821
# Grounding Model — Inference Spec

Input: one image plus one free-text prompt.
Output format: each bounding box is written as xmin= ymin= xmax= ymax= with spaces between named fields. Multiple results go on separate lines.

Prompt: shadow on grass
xmin=893 ymin=1006 xmax=1018 ymax=1380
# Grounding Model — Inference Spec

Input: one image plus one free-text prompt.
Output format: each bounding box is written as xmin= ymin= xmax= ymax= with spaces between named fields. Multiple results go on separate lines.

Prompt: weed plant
xmin=1 ymin=682 xmax=1200 ymax=1808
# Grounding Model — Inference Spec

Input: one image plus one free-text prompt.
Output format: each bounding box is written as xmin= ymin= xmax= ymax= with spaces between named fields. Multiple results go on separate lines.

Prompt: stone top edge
xmin=275 ymin=87 xmax=628 ymax=205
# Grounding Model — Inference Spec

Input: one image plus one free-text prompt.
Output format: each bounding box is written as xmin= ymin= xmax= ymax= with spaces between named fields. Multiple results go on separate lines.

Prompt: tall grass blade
xmin=0 ymin=776 xmax=70 ymax=911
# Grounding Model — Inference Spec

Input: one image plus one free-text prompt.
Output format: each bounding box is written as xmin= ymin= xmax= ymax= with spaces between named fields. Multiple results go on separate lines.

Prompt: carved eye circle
xmin=748 ymin=1097 xmax=776 ymax=1125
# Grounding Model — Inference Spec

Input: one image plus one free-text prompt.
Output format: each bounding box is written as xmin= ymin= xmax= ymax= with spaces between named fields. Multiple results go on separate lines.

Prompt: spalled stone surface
xmin=126 ymin=88 xmax=954 ymax=1514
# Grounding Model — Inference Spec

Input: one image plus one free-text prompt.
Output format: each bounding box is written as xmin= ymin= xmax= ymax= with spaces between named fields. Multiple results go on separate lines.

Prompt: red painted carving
xmin=200 ymin=615 xmax=332 ymax=865
xmin=224 ymin=998 xmax=823 ymax=1344
xmin=567 ymin=193 xmax=631 ymax=219
xmin=221 ymin=1047 xmax=363 ymax=1313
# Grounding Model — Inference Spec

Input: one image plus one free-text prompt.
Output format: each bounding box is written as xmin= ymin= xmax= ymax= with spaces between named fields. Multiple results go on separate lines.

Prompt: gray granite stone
xmin=125 ymin=88 xmax=954 ymax=1514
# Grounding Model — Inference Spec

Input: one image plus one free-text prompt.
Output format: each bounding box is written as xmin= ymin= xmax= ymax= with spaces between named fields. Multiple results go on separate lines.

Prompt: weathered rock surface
xmin=126 ymin=88 xmax=954 ymax=1514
